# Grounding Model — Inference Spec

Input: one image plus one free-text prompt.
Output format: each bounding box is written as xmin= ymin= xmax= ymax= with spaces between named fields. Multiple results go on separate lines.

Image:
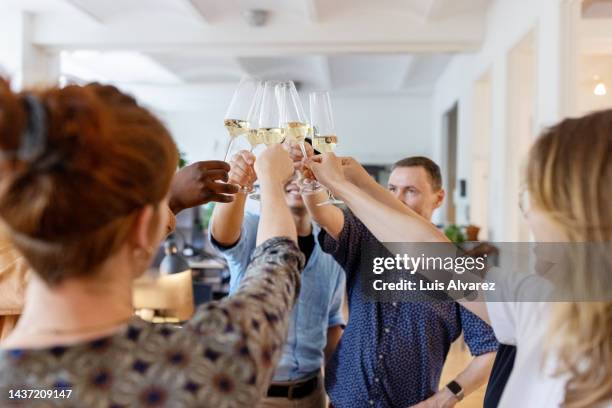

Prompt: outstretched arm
xmin=308 ymin=154 xmax=447 ymax=243
xmin=183 ymin=146 xmax=301 ymax=401
xmin=302 ymin=190 xmax=344 ymax=240
xmin=210 ymin=151 xmax=256 ymax=246
xmin=184 ymin=237 xmax=303 ymax=401
xmin=169 ymin=160 xmax=238 ymax=214
xmin=255 ymin=145 xmax=297 ymax=245
xmin=309 ymin=154 xmax=493 ymax=323
xmin=335 ymin=181 xmax=447 ymax=242
xmin=286 ymin=141 xmax=344 ymax=240
xmin=333 ymin=179 xmax=492 ymax=322
xmin=341 ymin=157 xmax=416 ymax=216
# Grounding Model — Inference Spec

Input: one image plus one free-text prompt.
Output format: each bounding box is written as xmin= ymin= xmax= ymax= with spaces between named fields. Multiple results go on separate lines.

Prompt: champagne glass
xmin=277 ymin=81 xmax=311 ymax=188
xmin=223 ymin=77 xmax=261 ymax=161
xmin=245 ymin=82 xmax=264 ymax=152
xmin=247 ymin=80 xmax=286 ymax=200
xmin=308 ymin=91 xmax=343 ymax=206
xmin=278 ymin=81 xmax=310 ymax=156
xmin=256 ymin=81 xmax=285 ymax=146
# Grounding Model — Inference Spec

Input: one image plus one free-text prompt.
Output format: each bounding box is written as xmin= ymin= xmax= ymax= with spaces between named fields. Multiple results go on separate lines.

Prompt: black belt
xmin=267 ymin=375 xmax=319 ymax=400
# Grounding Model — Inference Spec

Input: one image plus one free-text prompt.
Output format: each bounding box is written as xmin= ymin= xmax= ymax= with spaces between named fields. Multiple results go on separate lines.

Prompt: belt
xmin=267 ymin=375 xmax=319 ymax=400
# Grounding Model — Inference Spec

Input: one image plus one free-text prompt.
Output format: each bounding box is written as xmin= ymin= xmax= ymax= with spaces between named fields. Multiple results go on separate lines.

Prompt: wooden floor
xmin=439 ymin=337 xmax=487 ymax=407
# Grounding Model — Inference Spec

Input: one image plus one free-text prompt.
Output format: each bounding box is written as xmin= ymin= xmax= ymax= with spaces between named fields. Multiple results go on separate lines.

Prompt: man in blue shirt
xmin=210 ymin=150 xmax=346 ymax=408
xmin=301 ymin=154 xmax=498 ymax=408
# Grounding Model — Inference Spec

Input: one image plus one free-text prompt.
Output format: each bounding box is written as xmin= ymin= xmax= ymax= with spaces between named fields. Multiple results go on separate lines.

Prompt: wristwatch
xmin=446 ymin=380 xmax=464 ymax=401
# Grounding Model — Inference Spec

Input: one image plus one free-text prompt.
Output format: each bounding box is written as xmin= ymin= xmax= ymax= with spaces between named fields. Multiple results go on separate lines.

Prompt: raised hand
xmin=306 ymin=153 xmax=347 ymax=193
xmin=228 ymin=150 xmax=257 ymax=190
xmin=255 ymin=144 xmax=294 ymax=187
xmin=340 ymin=156 xmax=373 ymax=188
xmin=284 ymin=140 xmax=314 ymax=166
xmin=284 ymin=140 xmax=316 ymax=180
xmin=169 ymin=161 xmax=239 ymax=213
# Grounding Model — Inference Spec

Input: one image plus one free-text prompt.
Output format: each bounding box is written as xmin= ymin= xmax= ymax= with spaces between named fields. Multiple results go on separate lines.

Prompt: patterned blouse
xmin=0 ymin=237 xmax=304 ymax=408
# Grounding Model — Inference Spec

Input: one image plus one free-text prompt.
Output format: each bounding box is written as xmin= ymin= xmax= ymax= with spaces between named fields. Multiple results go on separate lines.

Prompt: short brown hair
xmin=0 ymin=79 xmax=178 ymax=285
xmin=391 ymin=156 xmax=442 ymax=191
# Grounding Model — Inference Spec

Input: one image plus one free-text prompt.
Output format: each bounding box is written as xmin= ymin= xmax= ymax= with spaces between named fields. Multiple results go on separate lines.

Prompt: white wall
xmin=155 ymin=92 xmax=432 ymax=166
xmin=0 ymin=12 xmax=24 ymax=84
xmin=333 ymin=95 xmax=432 ymax=164
xmin=0 ymin=12 xmax=59 ymax=89
xmin=430 ymin=0 xmax=580 ymax=239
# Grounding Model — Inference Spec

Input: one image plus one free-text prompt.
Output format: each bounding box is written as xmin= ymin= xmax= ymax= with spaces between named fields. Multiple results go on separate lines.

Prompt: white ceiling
xmin=2 ymin=0 xmax=491 ymax=95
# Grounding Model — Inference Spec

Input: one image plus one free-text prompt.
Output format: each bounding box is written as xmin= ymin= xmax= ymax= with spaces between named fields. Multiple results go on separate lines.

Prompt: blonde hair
xmin=526 ymin=109 xmax=612 ymax=407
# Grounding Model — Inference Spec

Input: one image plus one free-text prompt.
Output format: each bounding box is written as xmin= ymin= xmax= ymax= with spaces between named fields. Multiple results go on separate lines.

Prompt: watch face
xmin=446 ymin=380 xmax=463 ymax=395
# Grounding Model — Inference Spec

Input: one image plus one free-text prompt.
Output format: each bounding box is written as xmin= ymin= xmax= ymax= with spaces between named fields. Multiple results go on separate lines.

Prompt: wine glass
xmin=223 ymin=77 xmax=261 ymax=161
xmin=247 ymin=80 xmax=286 ymax=200
xmin=307 ymin=91 xmax=343 ymax=206
xmin=245 ymin=82 xmax=264 ymax=152
xmin=278 ymin=81 xmax=310 ymax=154
xmin=277 ymin=81 xmax=311 ymax=187
xmin=223 ymin=78 xmax=262 ymax=194
xmin=256 ymin=81 xmax=285 ymax=146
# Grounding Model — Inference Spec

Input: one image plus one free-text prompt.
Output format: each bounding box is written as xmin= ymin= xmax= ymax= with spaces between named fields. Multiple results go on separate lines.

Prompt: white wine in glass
xmin=278 ymin=81 xmax=310 ymax=150
xmin=285 ymin=121 xmax=311 ymax=144
xmin=256 ymin=81 xmax=285 ymax=146
xmin=223 ymin=78 xmax=261 ymax=161
xmin=223 ymin=118 xmax=249 ymax=138
xmin=244 ymin=82 xmax=264 ymax=150
xmin=246 ymin=80 xmax=285 ymax=201
xmin=277 ymin=81 xmax=311 ymax=190
xmin=308 ymin=91 xmax=343 ymax=205
xmin=246 ymin=128 xmax=262 ymax=147
xmin=258 ymin=127 xmax=285 ymax=145
xmin=312 ymin=135 xmax=338 ymax=153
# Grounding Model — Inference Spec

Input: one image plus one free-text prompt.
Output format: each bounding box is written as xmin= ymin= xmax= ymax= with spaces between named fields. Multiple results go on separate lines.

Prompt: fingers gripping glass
xmin=223 ymin=77 xmax=261 ymax=162
xmin=306 ymin=91 xmax=343 ymax=206
xmin=224 ymin=78 xmax=263 ymax=194
xmin=277 ymin=81 xmax=311 ymax=187
xmin=247 ymin=80 xmax=286 ymax=200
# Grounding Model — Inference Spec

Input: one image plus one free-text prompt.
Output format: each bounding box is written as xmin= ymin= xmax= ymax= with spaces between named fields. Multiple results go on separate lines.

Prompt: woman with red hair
xmin=0 ymin=80 xmax=303 ymax=407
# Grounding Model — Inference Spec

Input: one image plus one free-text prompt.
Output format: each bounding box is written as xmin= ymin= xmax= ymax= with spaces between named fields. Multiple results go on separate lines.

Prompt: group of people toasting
xmin=0 ymin=75 xmax=609 ymax=408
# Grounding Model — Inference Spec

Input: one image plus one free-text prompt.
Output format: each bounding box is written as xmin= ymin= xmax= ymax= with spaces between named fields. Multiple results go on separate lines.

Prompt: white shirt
xmin=486 ymin=268 xmax=611 ymax=407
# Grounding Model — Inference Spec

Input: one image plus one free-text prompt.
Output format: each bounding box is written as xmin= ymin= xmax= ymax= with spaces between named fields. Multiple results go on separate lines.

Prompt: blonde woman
xmin=305 ymin=109 xmax=611 ymax=407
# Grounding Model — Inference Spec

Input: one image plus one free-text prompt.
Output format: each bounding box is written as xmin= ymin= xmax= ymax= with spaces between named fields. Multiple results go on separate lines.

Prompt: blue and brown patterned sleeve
xmin=318 ymin=209 xmax=368 ymax=280
xmin=183 ymin=237 xmax=304 ymax=402
xmin=460 ymin=307 xmax=499 ymax=356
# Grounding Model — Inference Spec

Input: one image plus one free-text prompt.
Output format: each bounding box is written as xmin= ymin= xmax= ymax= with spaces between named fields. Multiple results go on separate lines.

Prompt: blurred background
xmin=1 ymin=2 xmax=609 ymax=404
xmin=0 ymin=0 xmax=609 ymax=240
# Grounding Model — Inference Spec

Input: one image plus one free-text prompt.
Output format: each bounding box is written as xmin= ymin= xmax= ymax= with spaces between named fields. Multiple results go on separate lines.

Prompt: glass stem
xmin=299 ymin=141 xmax=308 ymax=160
xmin=223 ymin=136 xmax=236 ymax=162
xmin=241 ymin=144 xmax=256 ymax=193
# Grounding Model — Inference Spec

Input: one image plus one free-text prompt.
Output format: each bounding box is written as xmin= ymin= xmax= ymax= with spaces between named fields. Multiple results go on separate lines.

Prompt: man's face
xmin=284 ymin=179 xmax=305 ymax=210
xmin=387 ymin=166 xmax=444 ymax=221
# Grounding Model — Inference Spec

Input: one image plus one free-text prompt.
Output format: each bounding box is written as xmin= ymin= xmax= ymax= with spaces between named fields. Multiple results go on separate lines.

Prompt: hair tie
xmin=18 ymin=94 xmax=47 ymax=162
xmin=0 ymin=94 xmax=48 ymax=163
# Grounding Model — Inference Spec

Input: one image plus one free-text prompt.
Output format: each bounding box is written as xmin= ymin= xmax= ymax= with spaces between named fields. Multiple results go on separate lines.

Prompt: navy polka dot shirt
xmin=319 ymin=210 xmax=499 ymax=408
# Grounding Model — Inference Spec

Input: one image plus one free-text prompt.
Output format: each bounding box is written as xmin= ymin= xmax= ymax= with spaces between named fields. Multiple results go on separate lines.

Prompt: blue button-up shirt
xmin=210 ymin=213 xmax=346 ymax=381
xmin=319 ymin=210 xmax=499 ymax=407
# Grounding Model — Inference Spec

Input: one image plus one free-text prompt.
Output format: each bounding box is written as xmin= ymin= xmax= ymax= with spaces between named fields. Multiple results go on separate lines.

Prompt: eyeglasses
xmin=519 ymin=186 xmax=530 ymax=216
